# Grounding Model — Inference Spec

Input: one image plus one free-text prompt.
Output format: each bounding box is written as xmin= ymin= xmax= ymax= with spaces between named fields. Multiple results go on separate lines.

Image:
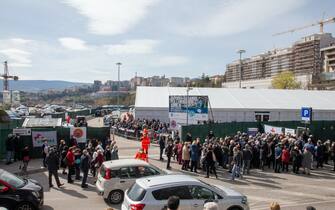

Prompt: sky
xmin=0 ymin=0 xmax=334 ymax=83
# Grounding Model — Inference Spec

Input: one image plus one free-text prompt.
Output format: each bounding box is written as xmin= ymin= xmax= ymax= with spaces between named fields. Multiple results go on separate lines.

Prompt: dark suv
xmin=0 ymin=169 xmax=43 ymax=210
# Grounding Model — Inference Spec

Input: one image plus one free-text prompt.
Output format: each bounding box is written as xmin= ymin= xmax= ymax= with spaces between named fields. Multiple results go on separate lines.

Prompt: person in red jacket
xmin=141 ymin=129 xmax=150 ymax=154
xmin=66 ymin=146 xmax=75 ymax=183
xmin=135 ymin=148 xmax=148 ymax=162
xmin=281 ymin=146 xmax=290 ymax=172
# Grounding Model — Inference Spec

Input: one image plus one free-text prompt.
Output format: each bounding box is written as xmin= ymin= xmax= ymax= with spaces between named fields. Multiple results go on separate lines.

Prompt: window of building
xmin=255 ymin=112 xmax=270 ymax=122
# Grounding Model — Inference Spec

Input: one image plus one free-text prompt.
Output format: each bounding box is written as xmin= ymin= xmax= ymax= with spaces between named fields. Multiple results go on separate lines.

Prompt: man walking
xmin=159 ymin=135 xmax=166 ymax=161
xmin=5 ymin=134 xmax=14 ymax=165
xmin=242 ymin=144 xmax=252 ymax=175
xmin=80 ymin=149 xmax=91 ymax=188
xmin=46 ymin=147 xmax=64 ymax=188
xmin=274 ymin=144 xmax=282 ymax=173
xmin=165 ymin=139 xmax=173 ymax=170
xmin=42 ymin=140 xmax=49 ymax=168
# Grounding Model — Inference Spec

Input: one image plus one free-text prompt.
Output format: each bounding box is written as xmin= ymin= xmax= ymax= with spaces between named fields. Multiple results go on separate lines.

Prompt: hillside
xmin=0 ymin=80 xmax=90 ymax=92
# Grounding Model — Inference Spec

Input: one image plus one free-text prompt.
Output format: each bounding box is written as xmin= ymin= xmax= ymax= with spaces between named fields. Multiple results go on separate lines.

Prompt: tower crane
xmin=273 ymin=16 xmax=335 ymax=36
xmin=1 ymin=61 xmax=19 ymax=91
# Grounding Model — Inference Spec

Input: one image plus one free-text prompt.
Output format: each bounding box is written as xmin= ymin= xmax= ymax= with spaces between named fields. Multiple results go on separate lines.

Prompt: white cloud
xmin=106 ymin=39 xmax=159 ymax=55
xmin=178 ymin=0 xmax=307 ymax=37
xmin=0 ymin=39 xmax=33 ymax=68
xmin=59 ymin=37 xmax=89 ymax=50
xmin=63 ymin=0 xmax=158 ymax=35
xmin=153 ymin=55 xmax=189 ymax=66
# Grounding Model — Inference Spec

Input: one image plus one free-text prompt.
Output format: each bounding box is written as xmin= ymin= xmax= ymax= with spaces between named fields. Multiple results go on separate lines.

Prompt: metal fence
xmin=181 ymin=121 xmax=335 ymax=142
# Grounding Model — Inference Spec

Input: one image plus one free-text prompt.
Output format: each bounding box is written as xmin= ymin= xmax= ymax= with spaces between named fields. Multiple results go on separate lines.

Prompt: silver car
xmin=122 ymin=174 xmax=249 ymax=210
xmin=96 ymin=159 xmax=168 ymax=204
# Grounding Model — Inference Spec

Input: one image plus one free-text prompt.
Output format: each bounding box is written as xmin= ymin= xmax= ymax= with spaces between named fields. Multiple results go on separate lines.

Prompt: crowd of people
xmin=111 ymin=117 xmax=171 ymax=139
xmin=40 ymin=137 xmax=119 ymax=188
xmin=159 ymin=130 xmax=335 ymax=180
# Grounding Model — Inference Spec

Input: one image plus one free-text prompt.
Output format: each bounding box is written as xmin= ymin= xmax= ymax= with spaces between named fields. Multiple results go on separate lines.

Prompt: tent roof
xmin=135 ymin=86 xmax=335 ymax=111
xmin=22 ymin=117 xmax=62 ymax=128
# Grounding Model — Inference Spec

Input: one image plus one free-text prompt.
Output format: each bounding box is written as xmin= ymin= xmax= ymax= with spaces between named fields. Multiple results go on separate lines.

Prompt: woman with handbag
xmin=205 ymin=144 xmax=218 ymax=179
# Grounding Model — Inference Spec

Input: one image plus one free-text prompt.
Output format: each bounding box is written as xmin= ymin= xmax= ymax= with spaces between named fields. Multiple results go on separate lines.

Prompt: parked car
xmin=96 ymin=159 xmax=170 ymax=204
xmin=122 ymin=174 xmax=249 ymax=210
xmin=0 ymin=169 xmax=44 ymax=210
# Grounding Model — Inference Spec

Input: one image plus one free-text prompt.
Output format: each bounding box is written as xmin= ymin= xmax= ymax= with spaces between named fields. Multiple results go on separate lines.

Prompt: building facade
xmin=223 ymin=33 xmax=335 ymax=89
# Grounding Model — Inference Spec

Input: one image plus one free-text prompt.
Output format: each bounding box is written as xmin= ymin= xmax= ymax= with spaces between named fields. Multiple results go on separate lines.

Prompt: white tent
xmin=135 ymin=86 xmax=335 ymax=123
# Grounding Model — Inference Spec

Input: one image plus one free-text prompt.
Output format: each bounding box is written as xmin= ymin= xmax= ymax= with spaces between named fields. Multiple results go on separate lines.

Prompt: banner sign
xmin=285 ymin=128 xmax=296 ymax=135
xmin=247 ymin=128 xmax=258 ymax=137
xmin=13 ymin=128 xmax=31 ymax=136
xmin=264 ymin=124 xmax=283 ymax=134
xmin=70 ymin=127 xmax=87 ymax=143
xmin=169 ymin=95 xmax=209 ymax=125
xmin=32 ymin=131 xmax=57 ymax=147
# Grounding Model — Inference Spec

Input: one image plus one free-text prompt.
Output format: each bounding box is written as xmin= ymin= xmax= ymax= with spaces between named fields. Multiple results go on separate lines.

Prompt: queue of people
xmin=43 ymin=138 xmax=119 ymax=189
xmin=160 ymin=131 xmax=335 ymax=180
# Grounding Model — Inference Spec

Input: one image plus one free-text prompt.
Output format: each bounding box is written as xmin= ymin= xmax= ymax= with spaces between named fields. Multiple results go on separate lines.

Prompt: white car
xmin=96 ymin=159 xmax=169 ymax=204
xmin=122 ymin=174 xmax=249 ymax=210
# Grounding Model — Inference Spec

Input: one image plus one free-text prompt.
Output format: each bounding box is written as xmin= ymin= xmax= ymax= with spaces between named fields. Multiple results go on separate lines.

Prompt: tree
xmin=271 ymin=71 xmax=301 ymax=89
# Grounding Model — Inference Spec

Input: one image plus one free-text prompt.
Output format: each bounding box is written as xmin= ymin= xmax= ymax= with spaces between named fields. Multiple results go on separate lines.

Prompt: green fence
xmin=181 ymin=121 xmax=335 ymax=142
xmin=0 ymin=125 xmax=110 ymax=159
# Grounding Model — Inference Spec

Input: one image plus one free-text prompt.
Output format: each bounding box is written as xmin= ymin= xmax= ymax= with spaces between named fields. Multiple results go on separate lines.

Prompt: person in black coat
xmin=159 ymin=136 xmax=166 ymax=161
xmin=46 ymin=148 xmax=63 ymax=188
xmin=205 ymin=144 xmax=218 ymax=179
xmin=165 ymin=139 xmax=173 ymax=170
xmin=5 ymin=134 xmax=15 ymax=165
xmin=80 ymin=149 xmax=91 ymax=188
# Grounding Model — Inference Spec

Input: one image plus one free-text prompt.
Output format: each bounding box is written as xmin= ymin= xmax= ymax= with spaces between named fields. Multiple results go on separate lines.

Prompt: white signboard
xmin=264 ymin=124 xmax=283 ymax=134
xmin=169 ymin=95 xmax=209 ymax=125
xmin=285 ymin=128 xmax=296 ymax=135
xmin=32 ymin=131 xmax=57 ymax=147
xmin=70 ymin=127 xmax=87 ymax=143
xmin=13 ymin=128 xmax=31 ymax=136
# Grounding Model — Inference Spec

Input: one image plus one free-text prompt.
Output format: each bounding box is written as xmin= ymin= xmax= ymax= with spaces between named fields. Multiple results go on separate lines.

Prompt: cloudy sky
xmin=0 ymin=0 xmax=334 ymax=82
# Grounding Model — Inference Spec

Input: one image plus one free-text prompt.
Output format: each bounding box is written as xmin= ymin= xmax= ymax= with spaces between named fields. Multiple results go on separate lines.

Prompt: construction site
xmin=223 ymin=17 xmax=335 ymax=90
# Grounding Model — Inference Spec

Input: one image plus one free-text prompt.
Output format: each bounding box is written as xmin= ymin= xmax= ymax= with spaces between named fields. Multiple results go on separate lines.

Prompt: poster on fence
xmin=70 ymin=127 xmax=87 ymax=143
xmin=13 ymin=128 xmax=31 ymax=136
xmin=264 ymin=124 xmax=283 ymax=134
xmin=32 ymin=131 xmax=57 ymax=147
xmin=285 ymin=128 xmax=296 ymax=135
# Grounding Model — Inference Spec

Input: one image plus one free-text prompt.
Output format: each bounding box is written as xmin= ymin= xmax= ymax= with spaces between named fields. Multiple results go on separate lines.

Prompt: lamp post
xmin=186 ymin=85 xmax=193 ymax=126
xmin=116 ymin=62 xmax=122 ymax=108
xmin=237 ymin=49 xmax=246 ymax=88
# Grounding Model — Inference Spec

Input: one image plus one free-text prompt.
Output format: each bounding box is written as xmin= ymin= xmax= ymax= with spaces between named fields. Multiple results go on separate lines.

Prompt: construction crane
xmin=273 ymin=16 xmax=335 ymax=36
xmin=1 ymin=61 xmax=19 ymax=91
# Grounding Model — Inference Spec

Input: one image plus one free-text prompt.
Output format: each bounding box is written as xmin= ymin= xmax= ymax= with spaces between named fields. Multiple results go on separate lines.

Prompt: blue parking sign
xmin=301 ymin=107 xmax=312 ymax=121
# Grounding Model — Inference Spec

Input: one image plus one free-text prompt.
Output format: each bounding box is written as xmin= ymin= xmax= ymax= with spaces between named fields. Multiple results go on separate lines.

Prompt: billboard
xmin=70 ymin=127 xmax=87 ymax=143
xmin=32 ymin=131 xmax=57 ymax=147
xmin=169 ymin=95 xmax=209 ymax=125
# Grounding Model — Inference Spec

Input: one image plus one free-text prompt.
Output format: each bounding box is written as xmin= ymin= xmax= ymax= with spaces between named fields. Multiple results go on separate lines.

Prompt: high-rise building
xmin=223 ymin=33 xmax=335 ymax=89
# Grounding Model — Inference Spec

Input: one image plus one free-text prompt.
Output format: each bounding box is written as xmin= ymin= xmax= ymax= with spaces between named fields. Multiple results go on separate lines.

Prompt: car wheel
xmin=15 ymin=202 xmax=36 ymax=210
xmin=108 ymin=190 xmax=124 ymax=204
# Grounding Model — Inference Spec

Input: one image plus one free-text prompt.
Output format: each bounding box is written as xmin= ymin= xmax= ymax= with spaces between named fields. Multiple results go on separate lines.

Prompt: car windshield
xmin=149 ymin=164 xmax=166 ymax=174
xmin=0 ymin=170 xmax=26 ymax=188
xmin=199 ymin=180 xmax=223 ymax=194
xmin=127 ymin=183 xmax=146 ymax=201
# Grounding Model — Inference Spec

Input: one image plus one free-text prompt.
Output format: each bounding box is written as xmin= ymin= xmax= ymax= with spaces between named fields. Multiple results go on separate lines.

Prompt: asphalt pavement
xmin=2 ymin=136 xmax=335 ymax=210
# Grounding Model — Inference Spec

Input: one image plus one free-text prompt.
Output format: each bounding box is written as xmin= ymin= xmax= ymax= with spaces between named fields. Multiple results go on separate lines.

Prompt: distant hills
xmin=0 ymin=80 xmax=91 ymax=92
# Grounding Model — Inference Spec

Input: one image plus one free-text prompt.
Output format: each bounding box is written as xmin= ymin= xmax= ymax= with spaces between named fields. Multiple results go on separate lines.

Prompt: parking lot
xmin=3 ymin=136 xmax=335 ymax=210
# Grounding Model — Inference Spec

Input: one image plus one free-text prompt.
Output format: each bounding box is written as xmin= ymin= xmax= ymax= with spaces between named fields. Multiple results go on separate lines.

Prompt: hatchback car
xmin=96 ymin=159 xmax=169 ymax=204
xmin=122 ymin=174 xmax=249 ymax=210
xmin=0 ymin=169 xmax=43 ymax=210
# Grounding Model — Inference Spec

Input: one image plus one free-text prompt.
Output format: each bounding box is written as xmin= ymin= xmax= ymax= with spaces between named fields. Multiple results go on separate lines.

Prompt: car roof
xmin=103 ymin=159 xmax=150 ymax=168
xmin=136 ymin=174 xmax=200 ymax=189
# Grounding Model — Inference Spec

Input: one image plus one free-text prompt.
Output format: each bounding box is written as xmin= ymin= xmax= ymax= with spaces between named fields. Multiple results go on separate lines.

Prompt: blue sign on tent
xmin=301 ymin=107 xmax=312 ymax=121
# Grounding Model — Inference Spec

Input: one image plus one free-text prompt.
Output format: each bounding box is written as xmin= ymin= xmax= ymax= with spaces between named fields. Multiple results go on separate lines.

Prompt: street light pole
xmin=237 ymin=49 xmax=246 ymax=88
xmin=186 ymin=85 xmax=193 ymax=126
xmin=116 ymin=62 xmax=122 ymax=108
